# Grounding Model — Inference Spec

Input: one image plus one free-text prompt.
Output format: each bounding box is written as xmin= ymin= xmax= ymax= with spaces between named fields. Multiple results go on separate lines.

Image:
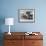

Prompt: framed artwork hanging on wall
xmin=18 ymin=9 xmax=35 ymax=23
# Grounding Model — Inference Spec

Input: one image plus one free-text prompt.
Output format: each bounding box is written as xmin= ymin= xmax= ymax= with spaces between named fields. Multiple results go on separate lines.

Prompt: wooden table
xmin=4 ymin=32 xmax=43 ymax=46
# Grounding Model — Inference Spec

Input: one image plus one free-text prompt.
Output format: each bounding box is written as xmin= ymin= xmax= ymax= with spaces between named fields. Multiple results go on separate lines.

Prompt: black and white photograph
xmin=18 ymin=9 xmax=35 ymax=23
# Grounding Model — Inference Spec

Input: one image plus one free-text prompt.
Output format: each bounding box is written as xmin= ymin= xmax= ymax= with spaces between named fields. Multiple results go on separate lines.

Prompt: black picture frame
xmin=18 ymin=9 xmax=35 ymax=23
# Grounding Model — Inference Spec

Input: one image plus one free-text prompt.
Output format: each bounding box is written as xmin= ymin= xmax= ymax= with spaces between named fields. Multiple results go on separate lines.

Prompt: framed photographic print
xmin=18 ymin=9 xmax=35 ymax=23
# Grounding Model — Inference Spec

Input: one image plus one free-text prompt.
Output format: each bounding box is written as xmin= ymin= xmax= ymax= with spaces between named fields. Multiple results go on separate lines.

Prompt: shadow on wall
xmin=0 ymin=16 xmax=5 ymax=46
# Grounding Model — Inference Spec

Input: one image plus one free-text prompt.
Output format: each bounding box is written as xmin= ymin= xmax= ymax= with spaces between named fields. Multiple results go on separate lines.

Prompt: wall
xmin=0 ymin=0 xmax=46 ymax=46
xmin=0 ymin=0 xmax=46 ymax=32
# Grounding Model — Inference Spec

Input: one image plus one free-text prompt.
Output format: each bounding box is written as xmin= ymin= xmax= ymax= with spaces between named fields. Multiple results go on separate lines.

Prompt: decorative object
xmin=5 ymin=18 xmax=14 ymax=35
xmin=18 ymin=9 xmax=35 ymax=23
xmin=25 ymin=32 xmax=38 ymax=35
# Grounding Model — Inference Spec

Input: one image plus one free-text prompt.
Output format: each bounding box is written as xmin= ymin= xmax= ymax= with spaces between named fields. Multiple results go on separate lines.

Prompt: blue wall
xmin=0 ymin=0 xmax=46 ymax=46
xmin=0 ymin=0 xmax=46 ymax=32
